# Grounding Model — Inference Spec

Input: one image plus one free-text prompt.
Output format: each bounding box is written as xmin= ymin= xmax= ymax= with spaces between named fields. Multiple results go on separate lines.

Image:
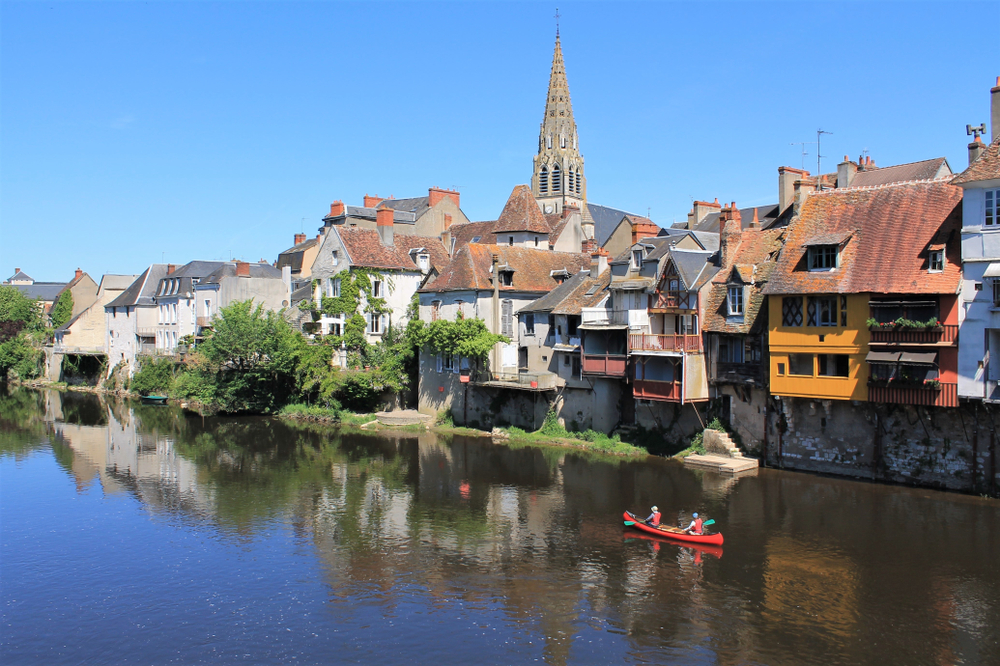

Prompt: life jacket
xmin=692 ymin=518 xmax=703 ymax=534
xmin=651 ymin=511 xmax=661 ymax=526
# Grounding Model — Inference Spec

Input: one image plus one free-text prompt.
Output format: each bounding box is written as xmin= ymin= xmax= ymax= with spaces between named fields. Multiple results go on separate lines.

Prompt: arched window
xmin=576 ymin=168 xmax=582 ymax=194
xmin=539 ymin=167 xmax=549 ymax=194
xmin=552 ymin=164 xmax=561 ymax=193
xmin=568 ymin=168 xmax=575 ymax=194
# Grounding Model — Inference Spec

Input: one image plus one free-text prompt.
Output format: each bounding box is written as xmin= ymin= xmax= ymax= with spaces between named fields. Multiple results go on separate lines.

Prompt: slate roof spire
xmin=532 ymin=32 xmax=587 ymax=219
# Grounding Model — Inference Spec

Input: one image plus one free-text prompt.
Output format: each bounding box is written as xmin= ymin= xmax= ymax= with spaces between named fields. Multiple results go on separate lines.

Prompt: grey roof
xmin=290 ymin=282 xmax=312 ymax=305
xmin=586 ymin=202 xmax=636 ymax=246
xmin=688 ymin=204 xmax=780 ymax=233
xmin=849 ymin=157 xmax=951 ymax=188
xmin=200 ymin=262 xmax=282 ymax=284
xmin=100 ymin=275 xmax=140 ymax=291
xmin=380 ymin=197 xmax=431 ymax=218
xmin=669 ymin=249 xmax=720 ymax=291
xmin=9 ymin=282 xmax=67 ymax=302
xmin=519 ymin=270 xmax=589 ymax=313
xmin=6 ymin=270 xmax=33 ymax=283
xmin=646 ymin=230 xmax=721 ymax=258
xmin=106 ymin=264 xmax=170 ymax=308
xmin=279 ymin=237 xmax=319 ymax=255
xmin=154 ymin=261 xmax=227 ymax=299
xmin=340 ymin=206 xmax=417 ymax=224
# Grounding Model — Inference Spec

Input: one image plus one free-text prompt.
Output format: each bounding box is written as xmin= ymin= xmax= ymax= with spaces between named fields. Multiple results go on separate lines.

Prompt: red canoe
xmin=623 ymin=531 xmax=724 ymax=559
xmin=623 ymin=511 xmax=724 ymax=546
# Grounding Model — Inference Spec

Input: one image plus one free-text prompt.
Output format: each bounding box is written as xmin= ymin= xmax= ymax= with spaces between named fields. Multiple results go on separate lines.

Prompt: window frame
xmin=928 ymin=250 xmax=944 ymax=272
xmin=727 ymin=285 xmax=744 ymax=316
xmin=986 ymin=189 xmax=998 ymax=226
xmin=992 ymin=279 xmax=1000 ymax=308
xmin=524 ymin=313 xmax=535 ymax=336
xmin=808 ymin=245 xmax=838 ymax=271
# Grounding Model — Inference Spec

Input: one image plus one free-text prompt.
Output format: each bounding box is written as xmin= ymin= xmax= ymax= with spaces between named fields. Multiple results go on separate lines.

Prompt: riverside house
xmin=104 ymin=264 xmax=170 ymax=375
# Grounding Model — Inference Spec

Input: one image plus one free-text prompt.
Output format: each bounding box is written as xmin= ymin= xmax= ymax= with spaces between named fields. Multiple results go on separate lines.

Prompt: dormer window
xmin=808 ymin=245 xmax=838 ymax=271
xmin=929 ymin=250 xmax=944 ymax=272
xmin=499 ymin=270 xmax=514 ymax=286
xmin=727 ymin=285 xmax=744 ymax=316
xmin=632 ymin=249 xmax=643 ymax=269
xmin=418 ymin=254 xmax=429 ymax=271
xmin=508 ymin=236 xmax=514 ymax=246
xmin=986 ymin=190 xmax=998 ymax=226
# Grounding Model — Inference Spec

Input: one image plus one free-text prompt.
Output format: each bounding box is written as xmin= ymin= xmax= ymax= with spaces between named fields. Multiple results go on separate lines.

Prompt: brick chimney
xmin=167 ymin=264 xmax=176 ymax=275
xmin=970 ymin=136 xmax=986 ymax=165
xmin=992 ymin=75 xmax=999 ymax=143
xmin=749 ymin=207 xmax=760 ymax=229
xmin=631 ymin=218 xmax=660 ymax=244
xmin=235 ymin=261 xmax=250 ymax=277
xmin=837 ymin=156 xmax=858 ymax=188
xmin=329 ymin=200 xmax=345 ymax=217
xmin=74 ymin=267 xmax=83 ymax=280
xmin=687 ymin=199 xmax=721 ymax=230
xmin=779 ymin=167 xmax=809 ymax=214
xmin=294 ymin=233 xmax=306 ymax=245
xmin=428 ymin=187 xmax=460 ymax=208
xmin=719 ymin=203 xmax=742 ymax=267
xmin=364 ymin=194 xmax=384 ymax=208
xmin=376 ymin=207 xmax=394 ymax=246
xmin=590 ymin=247 xmax=609 ymax=279
xmin=444 ymin=213 xmax=453 ymax=229
xmin=581 ymin=238 xmax=598 ymax=254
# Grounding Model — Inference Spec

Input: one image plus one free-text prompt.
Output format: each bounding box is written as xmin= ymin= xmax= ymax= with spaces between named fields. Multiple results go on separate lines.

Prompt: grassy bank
xmin=278 ymin=403 xmax=375 ymax=425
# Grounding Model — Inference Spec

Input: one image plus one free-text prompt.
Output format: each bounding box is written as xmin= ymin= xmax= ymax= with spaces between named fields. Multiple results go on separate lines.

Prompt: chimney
xmin=167 ymin=264 xmax=176 ymax=275
xmin=294 ymin=233 xmax=306 ymax=245
xmin=970 ymin=136 xmax=986 ymax=165
xmin=444 ymin=213 xmax=453 ymax=229
xmin=235 ymin=261 xmax=250 ymax=277
xmin=328 ymin=200 xmax=345 ymax=217
xmin=74 ymin=268 xmax=83 ymax=280
xmin=631 ymin=218 xmax=660 ymax=243
xmin=581 ymin=238 xmax=597 ymax=254
xmin=749 ymin=208 xmax=760 ymax=229
xmin=590 ymin=248 xmax=609 ymax=279
xmin=687 ymin=199 xmax=721 ymax=230
xmin=992 ymin=75 xmax=1000 ymax=143
xmin=364 ymin=194 xmax=384 ymax=208
xmin=281 ymin=265 xmax=292 ymax=298
xmin=779 ymin=167 xmax=809 ymax=214
xmin=428 ymin=187 xmax=460 ymax=208
xmin=376 ymin=207 xmax=394 ymax=246
xmin=14 ymin=267 xmax=19 ymax=274
xmin=837 ymin=156 xmax=858 ymax=188
xmin=719 ymin=204 xmax=742 ymax=268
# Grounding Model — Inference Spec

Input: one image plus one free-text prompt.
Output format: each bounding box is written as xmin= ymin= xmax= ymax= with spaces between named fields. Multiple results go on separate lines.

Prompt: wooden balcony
xmin=650 ymin=293 xmax=694 ymax=311
xmin=196 ymin=316 xmax=213 ymax=327
xmin=629 ymin=333 xmax=702 ymax=353
xmin=633 ymin=379 xmax=682 ymax=402
xmin=581 ymin=353 xmax=627 ymax=377
xmin=714 ymin=362 xmax=763 ymax=385
xmin=472 ymin=370 xmax=558 ymax=391
xmin=869 ymin=324 xmax=958 ymax=345
xmin=867 ymin=381 xmax=958 ymax=408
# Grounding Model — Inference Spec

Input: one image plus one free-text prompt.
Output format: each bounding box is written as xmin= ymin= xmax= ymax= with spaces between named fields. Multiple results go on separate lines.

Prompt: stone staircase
xmin=704 ymin=430 xmax=744 ymax=458
xmin=684 ymin=428 xmax=758 ymax=474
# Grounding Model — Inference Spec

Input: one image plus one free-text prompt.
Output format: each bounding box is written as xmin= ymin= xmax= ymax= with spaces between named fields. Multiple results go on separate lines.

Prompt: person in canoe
xmin=644 ymin=506 xmax=661 ymax=527
xmin=683 ymin=512 xmax=704 ymax=535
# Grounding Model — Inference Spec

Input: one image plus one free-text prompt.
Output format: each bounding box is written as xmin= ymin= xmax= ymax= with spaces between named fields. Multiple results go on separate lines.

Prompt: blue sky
xmin=1 ymin=1 xmax=997 ymax=281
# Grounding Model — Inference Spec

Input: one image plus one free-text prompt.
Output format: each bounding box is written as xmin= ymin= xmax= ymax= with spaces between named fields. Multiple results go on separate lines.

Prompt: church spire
xmin=532 ymin=32 xmax=585 ymax=216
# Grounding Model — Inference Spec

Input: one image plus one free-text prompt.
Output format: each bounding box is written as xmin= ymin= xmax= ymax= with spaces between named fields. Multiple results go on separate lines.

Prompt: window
xmin=679 ymin=314 xmax=697 ymax=335
xmin=368 ymin=313 xmax=384 ymax=334
xmin=789 ymin=354 xmax=814 ymax=376
xmin=568 ymin=168 xmax=574 ymax=193
xmin=841 ymin=295 xmax=848 ymax=326
xmin=501 ymin=300 xmax=513 ymax=337
xmin=534 ymin=236 xmax=539 ymax=247
xmin=418 ymin=254 xmax=429 ymax=271
xmin=327 ymin=277 xmax=340 ymax=298
xmin=567 ymin=316 xmax=579 ymax=336
xmin=818 ymin=354 xmax=850 ymax=377
xmin=632 ymin=249 xmax=643 ymax=269
xmin=372 ymin=280 xmax=382 ymax=298
xmin=808 ymin=296 xmax=837 ymax=326
xmin=777 ymin=362 xmax=786 ymax=376
xmin=539 ymin=167 xmax=549 ymax=194
xmin=332 ymin=250 xmax=339 ymax=267
xmin=782 ymin=297 xmax=803 ymax=326
xmin=563 ymin=354 xmax=570 ymax=366
xmin=718 ymin=336 xmax=745 ymax=363
xmin=548 ymin=314 xmax=555 ymax=332
xmin=455 ymin=300 xmax=464 ymax=318
xmin=987 ymin=190 xmax=998 ymax=226
xmin=524 ymin=313 xmax=535 ymax=335
xmin=204 ymin=299 xmax=212 ymax=317
xmin=870 ymin=299 xmax=938 ymax=323
xmin=727 ymin=285 xmax=744 ymax=316
xmin=572 ymin=355 xmax=581 ymax=378
xmin=993 ymin=280 xmax=1000 ymax=308
xmin=436 ymin=355 xmax=443 ymax=373
xmin=499 ymin=270 xmax=514 ymax=286
xmin=929 ymin=250 xmax=944 ymax=272
xmin=508 ymin=236 xmax=515 ymax=246
xmin=808 ymin=245 xmax=838 ymax=270
xmin=431 ymin=300 xmax=441 ymax=321
xmin=552 ymin=165 xmax=561 ymax=193
xmin=443 ymin=354 xmax=454 ymax=371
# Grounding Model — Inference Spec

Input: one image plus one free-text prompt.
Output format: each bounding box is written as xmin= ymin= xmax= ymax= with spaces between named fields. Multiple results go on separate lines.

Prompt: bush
xmin=130 ymin=357 xmax=176 ymax=396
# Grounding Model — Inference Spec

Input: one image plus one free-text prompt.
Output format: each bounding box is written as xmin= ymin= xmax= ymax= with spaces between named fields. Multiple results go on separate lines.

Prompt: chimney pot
xmin=74 ymin=268 xmax=82 ymax=280
xmin=167 ymin=264 xmax=176 ymax=275
xmin=991 ymin=75 xmax=1000 ymax=143
xmin=294 ymin=233 xmax=306 ymax=245
xmin=235 ymin=261 xmax=250 ymax=277
xmin=329 ymin=200 xmax=345 ymax=217
xmin=376 ymin=207 xmax=395 ymax=246
xmin=363 ymin=194 xmax=384 ymax=208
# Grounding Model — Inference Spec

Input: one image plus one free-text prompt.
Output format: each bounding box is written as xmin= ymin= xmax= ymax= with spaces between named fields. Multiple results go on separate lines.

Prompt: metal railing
xmin=869 ymin=324 xmax=958 ymax=345
xmin=868 ymin=381 xmax=958 ymax=408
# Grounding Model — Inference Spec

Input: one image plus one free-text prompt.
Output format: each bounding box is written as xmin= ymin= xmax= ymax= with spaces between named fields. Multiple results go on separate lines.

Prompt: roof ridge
xmin=813 ymin=175 xmax=954 ymax=196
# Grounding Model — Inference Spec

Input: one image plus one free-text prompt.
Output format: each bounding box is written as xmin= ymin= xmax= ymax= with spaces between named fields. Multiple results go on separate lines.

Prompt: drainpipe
xmin=492 ymin=253 xmax=500 ymax=379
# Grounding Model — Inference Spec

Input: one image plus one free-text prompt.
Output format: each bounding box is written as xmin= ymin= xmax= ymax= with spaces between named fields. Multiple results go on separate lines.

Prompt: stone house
xmin=151 ymin=261 xmax=225 ymax=352
xmin=276 ymin=232 xmax=322 ymax=279
xmin=601 ymin=214 xmax=662 ymax=261
xmin=321 ymin=187 xmax=470 ymax=241
xmin=54 ymin=274 xmax=137 ymax=354
xmin=192 ymin=261 xmax=291 ymax=339
xmin=105 ymin=264 xmax=170 ymax=375
xmin=5 ymin=268 xmax=97 ymax=324
xmin=954 ymin=78 xmax=1000 ymax=400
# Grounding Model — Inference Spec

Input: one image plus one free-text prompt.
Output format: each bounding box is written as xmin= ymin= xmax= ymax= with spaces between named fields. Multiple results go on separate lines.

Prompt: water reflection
xmin=2 ymin=387 xmax=998 ymax=665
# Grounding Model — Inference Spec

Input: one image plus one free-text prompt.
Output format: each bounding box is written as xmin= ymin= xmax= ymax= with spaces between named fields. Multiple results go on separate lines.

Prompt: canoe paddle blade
xmin=623 ymin=521 xmax=635 ymax=526
xmin=703 ymin=519 xmax=716 ymax=526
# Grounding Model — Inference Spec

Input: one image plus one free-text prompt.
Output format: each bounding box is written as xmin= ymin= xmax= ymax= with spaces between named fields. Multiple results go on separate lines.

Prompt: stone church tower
xmin=531 ymin=34 xmax=587 ymax=218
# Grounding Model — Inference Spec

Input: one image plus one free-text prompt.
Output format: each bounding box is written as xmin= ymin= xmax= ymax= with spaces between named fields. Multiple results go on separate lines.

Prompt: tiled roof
xmin=340 ymin=206 xmax=417 ymax=224
xmin=586 ymin=202 xmax=636 ymax=246
xmin=99 ymin=275 xmax=140 ymax=292
xmin=9 ymin=282 xmax=66 ymax=302
xmin=655 ymin=228 xmax=721 ymax=252
xmin=450 ymin=220 xmax=498 ymax=252
xmin=704 ymin=227 xmax=785 ymax=333
xmin=951 ymin=138 xmax=1000 ymax=185
xmin=5 ymin=270 xmax=33 ymax=283
xmin=379 ymin=196 xmax=430 ymax=218
xmin=670 ymin=249 xmax=720 ymax=291
xmin=336 ymin=227 xmax=450 ymax=272
xmin=202 ymin=263 xmax=282 ymax=284
xmin=493 ymin=185 xmax=551 ymax=234
xmin=522 ymin=269 xmax=612 ymax=315
xmin=106 ymin=265 xmax=170 ymax=308
xmin=279 ymin=237 xmax=319 ymax=256
xmin=764 ymin=179 xmax=962 ymax=296
xmin=848 ymin=157 xmax=951 ymax=189
xmin=421 ymin=244 xmax=590 ymax=294
xmin=689 ymin=205 xmax=780 ymax=233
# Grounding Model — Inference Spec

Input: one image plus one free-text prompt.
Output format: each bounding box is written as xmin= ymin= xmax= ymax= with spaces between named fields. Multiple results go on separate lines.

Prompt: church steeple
xmin=532 ymin=34 xmax=585 ymax=216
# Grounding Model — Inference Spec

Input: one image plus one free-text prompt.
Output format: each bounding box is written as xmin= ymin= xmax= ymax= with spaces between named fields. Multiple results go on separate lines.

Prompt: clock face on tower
xmin=544 ymin=205 xmax=554 ymax=214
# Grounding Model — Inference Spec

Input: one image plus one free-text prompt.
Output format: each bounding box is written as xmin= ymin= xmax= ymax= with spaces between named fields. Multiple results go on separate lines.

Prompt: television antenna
xmin=817 ymin=129 xmax=832 ymax=187
xmin=790 ymin=142 xmax=814 ymax=171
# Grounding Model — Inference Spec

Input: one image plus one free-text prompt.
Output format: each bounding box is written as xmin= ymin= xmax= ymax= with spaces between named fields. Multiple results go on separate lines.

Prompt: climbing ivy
xmin=408 ymin=314 xmax=508 ymax=364
xmin=314 ymin=268 xmax=392 ymax=320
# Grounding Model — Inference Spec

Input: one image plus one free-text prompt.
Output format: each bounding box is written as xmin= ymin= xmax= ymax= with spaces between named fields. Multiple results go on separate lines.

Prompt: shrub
xmin=130 ymin=357 xmax=176 ymax=396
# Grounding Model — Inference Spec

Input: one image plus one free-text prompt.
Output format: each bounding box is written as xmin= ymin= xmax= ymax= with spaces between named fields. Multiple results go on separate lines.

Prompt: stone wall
xmin=767 ymin=397 xmax=1000 ymax=496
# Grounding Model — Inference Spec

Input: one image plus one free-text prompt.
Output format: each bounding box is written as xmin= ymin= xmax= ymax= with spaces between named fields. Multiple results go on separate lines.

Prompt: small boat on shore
xmin=140 ymin=395 xmax=169 ymax=405
xmin=623 ymin=511 xmax=724 ymax=546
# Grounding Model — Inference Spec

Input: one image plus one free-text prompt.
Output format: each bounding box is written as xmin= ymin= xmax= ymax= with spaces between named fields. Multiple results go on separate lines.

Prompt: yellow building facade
xmin=768 ymin=293 xmax=870 ymax=401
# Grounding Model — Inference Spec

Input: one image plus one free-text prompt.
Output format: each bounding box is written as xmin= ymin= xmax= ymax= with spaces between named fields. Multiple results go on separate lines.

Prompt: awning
xmin=866 ymin=351 xmax=901 ymax=363
xmin=984 ymin=263 xmax=1000 ymax=278
xmin=619 ymin=280 xmax=652 ymax=290
xmin=899 ymin=352 xmax=937 ymax=366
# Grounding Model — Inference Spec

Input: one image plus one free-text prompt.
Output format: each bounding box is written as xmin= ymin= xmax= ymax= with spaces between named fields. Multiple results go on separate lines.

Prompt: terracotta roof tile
xmin=421 ymin=244 xmax=590 ymax=294
xmin=336 ymin=227 xmax=450 ymax=272
xmin=493 ymin=185 xmax=551 ymax=234
xmin=450 ymin=220 xmax=498 ymax=252
xmin=704 ymin=227 xmax=785 ymax=333
xmin=764 ymin=179 xmax=961 ymax=296
xmin=951 ymin=137 xmax=1000 ymax=185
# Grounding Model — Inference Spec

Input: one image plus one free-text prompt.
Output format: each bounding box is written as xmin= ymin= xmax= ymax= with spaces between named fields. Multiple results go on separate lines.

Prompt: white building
xmin=105 ymin=264 xmax=170 ymax=374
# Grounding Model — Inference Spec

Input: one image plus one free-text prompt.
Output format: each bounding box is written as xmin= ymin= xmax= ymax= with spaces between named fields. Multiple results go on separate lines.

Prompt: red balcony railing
xmin=581 ymin=353 xmax=627 ymax=376
xmin=633 ymin=379 xmax=682 ymax=402
xmin=867 ymin=382 xmax=958 ymax=408
xmin=629 ymin=333 xmax=702 ymax=353
xmin=651 ymin=293 xmax=694 ymax=310
xmin=869 ymin=324 xmax=958 ymax=345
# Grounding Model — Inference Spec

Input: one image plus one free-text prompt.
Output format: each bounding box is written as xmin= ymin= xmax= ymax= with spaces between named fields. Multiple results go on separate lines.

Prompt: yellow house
xmin=767 ymin=293 xmax=870 ymax=400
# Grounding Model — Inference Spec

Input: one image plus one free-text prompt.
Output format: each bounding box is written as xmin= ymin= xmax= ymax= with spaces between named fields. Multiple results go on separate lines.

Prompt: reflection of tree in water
xmin=0 ymin=387 xmax=51 ymax=458
xmin=59 ymin=390 xmax=108 ymax=427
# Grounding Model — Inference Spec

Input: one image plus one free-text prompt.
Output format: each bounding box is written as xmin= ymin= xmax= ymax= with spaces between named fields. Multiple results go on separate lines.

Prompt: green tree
xmin=0 ymin=285 xmax=45 ymax=380
xmin=50 ymin=290 xmax=74 ymax=329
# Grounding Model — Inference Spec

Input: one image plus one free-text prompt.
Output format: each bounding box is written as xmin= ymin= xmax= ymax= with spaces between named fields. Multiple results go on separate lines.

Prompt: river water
xmin=1 ymin=388 xmax=997 ymax=665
